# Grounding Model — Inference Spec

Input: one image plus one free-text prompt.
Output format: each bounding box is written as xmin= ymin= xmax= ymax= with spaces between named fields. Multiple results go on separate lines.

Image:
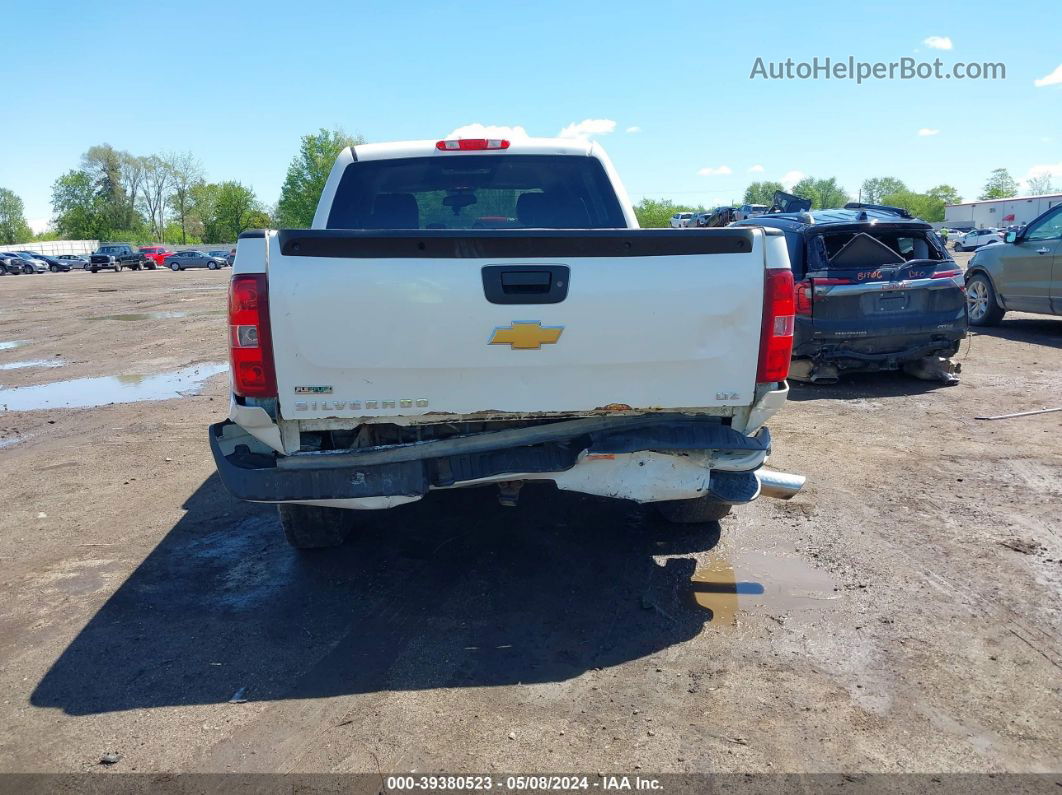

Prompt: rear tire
xmin=49 ymin=264 xmax=58 ymax=273
xmin=114 ymin=263 xmax=123 ymax=272
xmin=655 ymin=497 xmax=732 ymax=524
xmin=90 ymin=267 xmax=98 ymax=273
xmin=208 ymin=260 xmax=219 ymax=270
xmin=170 ymin=262 xmax=180 ymax=271
xmin=278 ymin=504 xmax=355 ymax=549
xmin=966 ymin=273 xmax=1005 ymax=327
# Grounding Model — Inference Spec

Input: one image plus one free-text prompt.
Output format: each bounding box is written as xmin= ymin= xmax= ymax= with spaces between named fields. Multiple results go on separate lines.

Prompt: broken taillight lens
xmin=228 ymin=274 xmax=277 ymax=398
xmin=757 ymin=268 xmax=796 ymax=384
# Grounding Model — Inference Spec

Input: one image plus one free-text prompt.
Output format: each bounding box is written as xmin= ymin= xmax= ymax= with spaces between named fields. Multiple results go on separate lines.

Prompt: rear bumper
xmin=209 ymin=416 xmax=794 ymax=506
xmin=794 ymin=333 xmax=963 ymax=369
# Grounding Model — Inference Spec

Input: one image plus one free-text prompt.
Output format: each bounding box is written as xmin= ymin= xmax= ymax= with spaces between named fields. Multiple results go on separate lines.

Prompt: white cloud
xmin=697 ymin=165 xmax=733 ymax=176
xmin=558 ymin=119 xmax=616 ymax=138
xmin=917 ymin=128 xmax=940 ymax=136
xmin=445 ymin=123 xmax=530 ymax=140
xmin=748 ymin=164 xmax=765 ymax=173
xmin=1033 ymin=64 xmax=1062 ymax=87
xmin=625 ymin=126 xmax=641 ymax=134
xmin=27 ymin=218 xmax=49 ymax=235
xmin=923 ymin=36 xmax=952 ymax=50
xmin=780 ymin=170 xmax=806 ymax=189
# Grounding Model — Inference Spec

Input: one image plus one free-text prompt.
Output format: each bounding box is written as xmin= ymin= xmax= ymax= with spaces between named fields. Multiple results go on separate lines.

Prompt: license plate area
xmin=877 ymin=290 xmax=909 ymax=312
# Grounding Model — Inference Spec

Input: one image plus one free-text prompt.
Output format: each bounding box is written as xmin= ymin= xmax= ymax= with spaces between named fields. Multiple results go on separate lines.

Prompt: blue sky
xmin=2 ymin=0 xmax=1059 ymax=228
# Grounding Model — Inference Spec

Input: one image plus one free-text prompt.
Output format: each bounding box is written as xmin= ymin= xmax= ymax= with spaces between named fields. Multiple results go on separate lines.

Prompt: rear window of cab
xmin=326 ymin=154 xmax=626 ymax=230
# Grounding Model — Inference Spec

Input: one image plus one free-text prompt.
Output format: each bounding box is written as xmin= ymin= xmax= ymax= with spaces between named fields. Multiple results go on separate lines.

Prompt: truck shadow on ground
xmin=968 ymin=316 xmax=1062 ymax=347
xmin=31 ymin=475 xmax=722 ymax=716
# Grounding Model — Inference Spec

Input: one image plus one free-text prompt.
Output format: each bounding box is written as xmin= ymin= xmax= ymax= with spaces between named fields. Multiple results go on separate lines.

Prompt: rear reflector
xmin=435 ymin=138 xmax=510 ymax=151
xmin=757 ymin=268 xmax=796 ymax=384
xmin=931 ymin=269 xmax=962 ymax=279
xmin=228 ymin=274 xmax=277 ymax=398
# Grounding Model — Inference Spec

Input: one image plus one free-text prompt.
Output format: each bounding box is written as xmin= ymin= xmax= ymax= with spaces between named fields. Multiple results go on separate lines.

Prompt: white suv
xmin=954 ymin=228 xmax=1002 ymax=252
xmin=669 ymin=212 xmax=694 ymax=228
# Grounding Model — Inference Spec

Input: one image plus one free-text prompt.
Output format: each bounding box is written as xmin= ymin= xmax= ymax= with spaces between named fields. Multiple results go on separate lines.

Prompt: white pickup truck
xmin=210 ymin=136 xmax=805 ymax=548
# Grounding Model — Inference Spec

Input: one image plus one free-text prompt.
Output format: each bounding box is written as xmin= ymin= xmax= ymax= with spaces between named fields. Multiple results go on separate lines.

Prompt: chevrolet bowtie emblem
xmin=489 ymin=321 xmax=564 ymax=350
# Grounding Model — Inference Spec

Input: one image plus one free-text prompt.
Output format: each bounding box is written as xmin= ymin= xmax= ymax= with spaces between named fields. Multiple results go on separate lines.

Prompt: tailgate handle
xmin=482 ymin=265 xmax=569 ymax=304
xmin=501 ymin=271 xmax=551 ymax=291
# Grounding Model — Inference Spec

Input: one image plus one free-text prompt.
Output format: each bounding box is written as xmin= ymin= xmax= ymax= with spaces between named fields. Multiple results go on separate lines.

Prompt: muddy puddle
xmin=0 ymin=363 xmax=227 ymax=411
xmin=691 ymin=548 xmax=839 ymax=626
xmin=0 ymin=359 xmax=64 ymax=371
xmin=0 ymin=340 xmax=29 ymax=351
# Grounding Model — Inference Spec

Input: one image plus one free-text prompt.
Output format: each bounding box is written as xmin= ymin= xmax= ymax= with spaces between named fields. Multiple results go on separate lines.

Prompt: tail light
xmin=228 ymin=274 xmax=276 ymax=398
xmin=794 ymin=279 xmax=813 ymax=316
xmin=931 ymin=268 xmax=962 ymax=279
xmin=435 ymin=138 xmax=510 ymax=151
xmin=757 ymin=268 xmax=796 ymax=384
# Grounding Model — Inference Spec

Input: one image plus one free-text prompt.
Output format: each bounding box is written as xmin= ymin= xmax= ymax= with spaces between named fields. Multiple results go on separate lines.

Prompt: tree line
xmin=633 ymin=167 xmax=1055 ymax=228
xmin=0 ymin=128 xmax=364 ymax=246
xmin=0 ymin=143 xmax=1056 ymax=243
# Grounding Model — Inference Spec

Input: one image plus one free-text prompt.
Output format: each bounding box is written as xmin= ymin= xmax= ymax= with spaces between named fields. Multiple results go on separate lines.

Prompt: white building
xmin=944 ymin=193 xmax=1062 ymax=230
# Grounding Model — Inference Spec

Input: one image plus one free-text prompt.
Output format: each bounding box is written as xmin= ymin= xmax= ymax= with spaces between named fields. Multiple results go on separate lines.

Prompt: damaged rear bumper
xmin=209 ymin=415 xmax=804 ymax=507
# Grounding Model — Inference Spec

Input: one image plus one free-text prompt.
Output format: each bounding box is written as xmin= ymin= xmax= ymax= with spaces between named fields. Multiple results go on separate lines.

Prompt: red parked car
xmin=139 ymin=245 xmax=175 ymax=268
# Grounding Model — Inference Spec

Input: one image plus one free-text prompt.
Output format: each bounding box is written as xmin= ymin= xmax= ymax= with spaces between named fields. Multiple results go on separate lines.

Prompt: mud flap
xmin=903 ymin=355 xmax=961 ymax=385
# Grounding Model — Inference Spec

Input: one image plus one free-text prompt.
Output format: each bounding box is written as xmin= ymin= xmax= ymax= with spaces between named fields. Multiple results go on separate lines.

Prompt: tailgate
xmin=263 ymin=229 xmax=770 ymax=420
xmin=808 ymin=260 xmax=966 ymax=339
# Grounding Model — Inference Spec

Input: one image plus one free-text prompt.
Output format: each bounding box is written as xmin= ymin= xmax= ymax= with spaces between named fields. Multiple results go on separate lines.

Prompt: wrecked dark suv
xmin=734 ymin=195 xmax=967 ymax=384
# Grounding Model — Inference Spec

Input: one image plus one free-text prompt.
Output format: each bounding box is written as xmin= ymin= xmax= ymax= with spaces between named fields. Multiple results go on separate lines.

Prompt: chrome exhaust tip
xmin=756 ymin=468 xmax=806 ymax=500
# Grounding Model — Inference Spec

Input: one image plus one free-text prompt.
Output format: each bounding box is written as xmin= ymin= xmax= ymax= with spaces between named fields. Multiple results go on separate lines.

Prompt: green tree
xmin=1025 ymin=174 xmax=1056 ymax=196
xmin=743 ymin=181 xmax=784 ymax=206
xmin=881 ymin=190 xmax=946 ymax=222
xmin=0 ymin=187 xmax=32 ymax=244
xmin=632 ymin=198 xmax=706 ymax=228
xmin=860 ymin=177 xmax=907 ymax=204
xmin=276 ymin=128 xmax=364 ymax=228
xmin=166 ymin=151 xmax=204 ymax=243
xmin=51 ymin=170 xmax=111 ymax=240
xmin=926 ymin=184 xmax=961 ymax=206
xmin=197 ymin=181 xmax=265 ymax=242
xmin=979 ymin=168 xmax=1018 ymax=200
xmin=792 ymin=176 xmax=850 ymax=210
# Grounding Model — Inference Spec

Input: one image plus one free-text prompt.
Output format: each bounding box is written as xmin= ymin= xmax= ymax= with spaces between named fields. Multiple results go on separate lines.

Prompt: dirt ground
xmin=0 ymin=262 xmax=1059 ymax=776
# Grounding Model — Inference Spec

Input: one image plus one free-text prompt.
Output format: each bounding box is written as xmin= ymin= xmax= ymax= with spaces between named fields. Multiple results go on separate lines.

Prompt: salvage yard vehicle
xmin=669 ymin=211 xmax=694 ymax=227
xmin=3 ymin=251 xmax=47 ymax=273
xmin=0 ymin=253 xmax=26 ymax=274
xmin=734 ymin=194 xmax=967 ymax=384
xmin=139 ymin=245 xmax=175 ymax=268
xmin=56 ymin=254 xmax=90 ymax=269
xmin=89 ymin=243 xmax=151 ymax=272
xmin=954 ymin=228 xmax=1002 ymax=252
xmin=165 ymin=250 xmax=226 ymax=270
xmin=965 ymin=202 xmax=1062 ymax=326
xmin=18 ymin=251 xmax=71 ymax=272
xmin=210 ymin=136 xmax=805 ymax=549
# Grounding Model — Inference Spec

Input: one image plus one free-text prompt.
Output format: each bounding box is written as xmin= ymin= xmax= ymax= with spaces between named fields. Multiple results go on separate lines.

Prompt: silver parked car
xmin=165 ymin=250 xmax=226 ymax=271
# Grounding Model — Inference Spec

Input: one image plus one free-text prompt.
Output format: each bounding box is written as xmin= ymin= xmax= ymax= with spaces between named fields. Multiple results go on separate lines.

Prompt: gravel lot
xmin=0 ymin=263 xmax=1059 ymax=776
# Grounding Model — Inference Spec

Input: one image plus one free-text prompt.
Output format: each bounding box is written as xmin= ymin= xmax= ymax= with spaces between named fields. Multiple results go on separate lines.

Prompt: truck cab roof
xmin=351 ymin=137 xmax=598 ymax=162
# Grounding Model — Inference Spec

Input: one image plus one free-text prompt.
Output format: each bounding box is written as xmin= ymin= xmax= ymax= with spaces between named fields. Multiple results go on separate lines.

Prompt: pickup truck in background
xmin=89 ymin=243 xmax=152 ymax=272
xmin=210 ymin=136 xmax=805 ymax=549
